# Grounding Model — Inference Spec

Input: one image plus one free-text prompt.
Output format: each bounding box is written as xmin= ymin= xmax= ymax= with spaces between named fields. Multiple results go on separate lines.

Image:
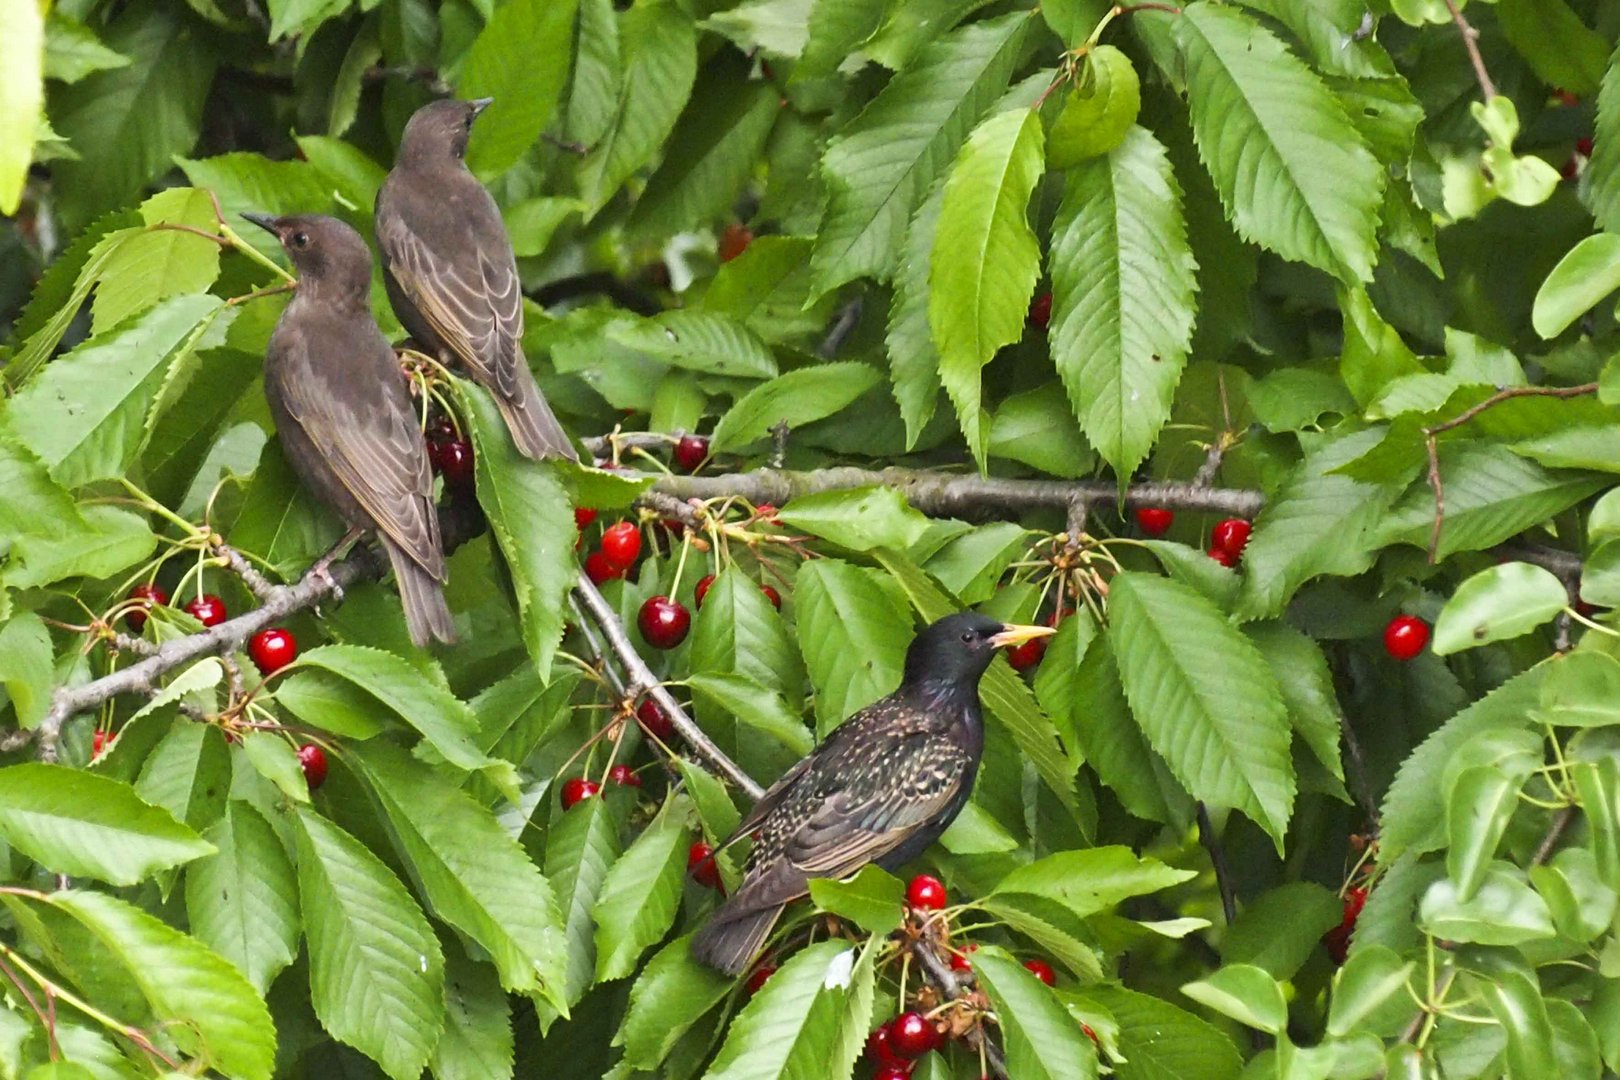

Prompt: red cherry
xmin=184 ymin=594 xmax=227 ymax=627
xmin=745 ymin=964 xmax=776 ymax=994
xmin=688 ymin=842 xmax=722 ymax=889
xmin=1556 ymin=88 xmax=1580 ymax=107
xmin=299 ymin=744 xmax=328 ymax=791
xmin=638 ymin=595 xmax=691 ymax=649
xmin=1383 ymin=614 xmax=1429 ymax=661
xmin=1007 ymin=636 xmax=1047 ymax=672
xmin=561 ymin=777 xmax=601 ymax=809
xmin=1208 ymin=546 xmax=1238 ymax=568
xmin=673 ymin=435 xmax=709 ymax=473
xmin=1577 ymin=136 xmax=1595 ymax=157
xmin=754 ymin=503 xmax=779 ymax=524
xmin=636 ymin=698 xmax=675 ymax=741
xmin=873 ymin=1067 xmax=912 ymax=1080
xmin=433 ymin=439 xmax=474 ymax=488
xmin=718 ymin=223 xmax=753 ymax=263
xmin=248 ymin=628 xmax=298 ymax=675
xmin=1082 ymin=1023 xmax=1098 ymax=1044
xmin=91 ymin=729 xmax=115 ymax=760
xmin=584 ymin=550 xmax=622 ymax=584
xmin=866 ymin=1026 xmax=909 ymax=1069
xmin=906 ymin=874 xmax=947 ymax=912
xmin=950 ymin=943 xmax=979 ymax=972
xmin=694 ymin=574 xmax=716 ymax=609
xmin=574 ymin=507 xmax=598 ymax=530
xmin=759 ymin=583 xmax=782 ymax=610
xmin=888 ymin=1012 xmax=941 ymax=1059
xmin=1563 ymin=156 xmax=1582 ymax=181
xmin=1134 ymin=507 xmax=1173 ymax=536
xmin=1211 ymin=518 xmax=1251 ymax=559
xmin=1024 ymin=958 xmax=1057 ymax=986
xmin=425 ymin=416 xmax=458 ymax=442
xmin=125 ymin=584 xmax=168 ymax=632
xmin=600 ymin=521 xmax=642 ymax=571
xmin=1341 ymin=885 xmax=1368 ymax=925
xmin=608 ymin=764 xmax=641 ymax=788
xmin=1028 ymin=292 xmax=1052 ymax=328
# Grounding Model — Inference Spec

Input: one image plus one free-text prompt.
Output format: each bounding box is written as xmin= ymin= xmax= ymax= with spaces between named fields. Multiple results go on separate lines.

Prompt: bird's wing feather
xmin=376 ymin=195 xmax=523 ymax=398
xmin=273 ymin=316 xmax=445 ymax=579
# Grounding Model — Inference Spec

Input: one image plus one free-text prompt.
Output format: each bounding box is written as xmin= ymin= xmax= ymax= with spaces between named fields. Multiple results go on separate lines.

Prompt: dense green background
xmin=4 ymin=0 xmax=1620 ymax=1077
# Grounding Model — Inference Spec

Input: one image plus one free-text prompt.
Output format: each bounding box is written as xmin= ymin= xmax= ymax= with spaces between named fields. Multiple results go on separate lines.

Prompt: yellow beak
xmin=989 ymin=623 xmax=1058 ymax=649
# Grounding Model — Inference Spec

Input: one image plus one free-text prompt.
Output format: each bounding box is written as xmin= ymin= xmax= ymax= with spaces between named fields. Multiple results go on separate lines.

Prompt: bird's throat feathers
xmin=903 ymin=679 xmax=984 ymax=744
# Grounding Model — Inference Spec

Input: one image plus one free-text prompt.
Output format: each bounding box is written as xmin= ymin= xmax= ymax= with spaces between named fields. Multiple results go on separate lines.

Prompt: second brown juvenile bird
xmin=376 ymin=98 xmax=577 ymax=462
xmin=245 ymin=212 xmax=456 ymax=647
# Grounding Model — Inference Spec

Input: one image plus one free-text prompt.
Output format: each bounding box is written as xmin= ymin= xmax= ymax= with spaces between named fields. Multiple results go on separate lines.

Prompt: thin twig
xmin=817 ymin=297 xmax=864 ymax=359
xmin=1532 ymin=806 xmax=1574 ymax=867
xmin=1422 ymin=384 xmax=1597 ymax=563
xmin=910 ymin=940 xmax=1010 ymax=1080
xmin=1196 ymin=803 xmax=1237 ymax=925
xmin=568 ymin=593 xmax=627 ymax=699
xmin=212 ymin=539 xmax=277 ymax=602
xmin=572 ymin=572 xmax=763 ymax=800
xmin=1441 ymin=0 xmax=1496 ymax=100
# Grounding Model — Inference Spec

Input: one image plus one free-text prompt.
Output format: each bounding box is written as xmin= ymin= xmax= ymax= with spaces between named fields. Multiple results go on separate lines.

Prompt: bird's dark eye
xmin=960 ymin=631 xmax=975 ymax=643
xmin=291 ymin=232 xmax=309 ymax=249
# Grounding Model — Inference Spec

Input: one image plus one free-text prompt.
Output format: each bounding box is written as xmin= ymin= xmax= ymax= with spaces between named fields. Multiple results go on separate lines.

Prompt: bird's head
xmin=903 ymin=612 xmax=1056 ymax=689
xmin=397 ymin=97 xmax=493 ymax=168
xmin=241 ymin=213 xmax=372 ymax=302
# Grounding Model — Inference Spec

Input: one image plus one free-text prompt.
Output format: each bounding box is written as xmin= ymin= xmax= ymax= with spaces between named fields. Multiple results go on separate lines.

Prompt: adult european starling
xmin=691 ymin=612 xmax=1056 ymax=975
xmin=244 ymin=213 xmax=456 ymax=647
xmin=375 ymin=98 xmax=578 ymax=462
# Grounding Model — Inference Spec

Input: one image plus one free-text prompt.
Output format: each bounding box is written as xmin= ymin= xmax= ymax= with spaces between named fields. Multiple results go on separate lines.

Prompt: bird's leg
xmin=307 ymin=526 xmax=366 ymax=603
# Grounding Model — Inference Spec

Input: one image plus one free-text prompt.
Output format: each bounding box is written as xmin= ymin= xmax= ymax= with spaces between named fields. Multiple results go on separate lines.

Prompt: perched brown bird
xmin=375 ymin=98 xmax=577 ymax=461
xmin=244 ymin=213 xmax=456 ymax=647
xmin=691 ymin=613 xmax=1056 ymax=975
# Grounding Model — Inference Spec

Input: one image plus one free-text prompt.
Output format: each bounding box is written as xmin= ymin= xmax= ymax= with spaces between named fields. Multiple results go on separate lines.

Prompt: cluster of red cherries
xmin=424 ymin=417 xmax=474 ymax=489
xmin=1130 ymin=506 xmax=1253 ymax=568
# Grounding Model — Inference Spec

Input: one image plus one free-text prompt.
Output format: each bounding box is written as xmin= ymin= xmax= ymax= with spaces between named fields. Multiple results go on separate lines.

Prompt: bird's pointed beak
xmin=989 ymin=623 xmax=1057 ymax=649
xmin=468 ymin=97 xmax=494 ymax=117
xmin=241 ymin=212 xmax=279 ymax=236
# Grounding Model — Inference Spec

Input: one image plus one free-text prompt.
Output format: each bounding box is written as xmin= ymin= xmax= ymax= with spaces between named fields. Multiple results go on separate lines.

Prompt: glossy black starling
xmin=375 ymin=98 xmax=578 ymax=462
xmin=691 ymin=612 xmax=1056 ymax=975
xmin=244 ymin=213 xmax=456 ymax=647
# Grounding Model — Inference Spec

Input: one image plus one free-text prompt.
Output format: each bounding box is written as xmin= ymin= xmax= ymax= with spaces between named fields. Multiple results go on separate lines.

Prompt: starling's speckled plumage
xmin=691 ymin=613 xmax=1056 ymax=975
xmin=375 ymin=98 xmax=577 ymax=462
xmin=245 ymin=213 xmax=455 ymax=647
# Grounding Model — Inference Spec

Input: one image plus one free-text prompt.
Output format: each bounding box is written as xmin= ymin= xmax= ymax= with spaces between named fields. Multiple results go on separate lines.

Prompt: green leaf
xmin=687 ymin=672 xmax=813 ymax=758
xmin=1327 ymin=945 xmax=1416 ymax=1038
xmin=1433 ymin=562 xmax=1568 ymax=655
xmin=457 ymin=382 xmax=574 ymax=679
xmin=565 ymin=0 xmax=620 ymax=148
xmin=349 ymin=743 xmax=569 ymax=1006
xmin=53 ymin=889 xmax=275 ymax=1080
xmin=1479 ymin=965 xmax=1559 ymax=1078
xmin=5 ymin=295 xmax=224 ymax=490
xmin=776 ymin=486 xmax=930 ymax=553
xmin=1245 ymin=623 xmax=1345 ymax=785
xmin=133 ymin=720 xmax=229 ymax=832
xmin=290 ymin=644 xmax=512 ymax=788
xmin=1048 ymin=125 xmax=1195 ymax=479
xmin=812 ymin=12 xmax=1033 ymax=293
xmin=701 ymin=235 xmax=824 ymax=342
xmin=930 ymin=107 xmax=1044 ymax=466
xmin=227 ymin=439 xmax=343 ymax=580
xmin=593 ymin=794 xmax=690 ymax=982
xmin=1497 ymin=0 xmax=1607 ymax=98
xmin=1049 ymin=45 xmax=1140 ymax=166
xmin=1082 ymin=984 xmax=1242 ymax=1080
xmin=579 ymin=1 xmax=696 ymax=215
xmin=1529 ymin=848 xmax=1618 ymax=943
xmin=0 ymin=0 xmax=43 ymax=215
xmin=1181 ymin=964 xmax=1287 ymax=1034
xmin=1532 ymin=234 xmax=1620 ymax=339
xmin=1235 ymin=428 xmax=1399 ymax=620
xmin=615 ymin=936 xmax=733 ymax=1070
xmin=1572 ymin=759 xmax=1620 ymax=887
xmin=457 ymin=0 xmax=580 ymax=177
xmin=711 ymin=363 xmax=881 ymax=451
xmin=972 ymin=947 xmax=1099 ymax=1079
xmin=502 ymin=197 xmax=583 ymax=259
xmin=688 ymin=565 xmax=804 ymax=703
xmin=991 ymin=846 xmax=1193 ymax=918
xmin=545 ymin=795 xmax=622 ymax=1007
xmin=1419 ymin=865 xmax=1556 ymax=946
xmin=432 ymin=952 xmax=514 ymax=1080
xmin=1588 ymin=42 xmax=1620 ymax=234
xmin=90 ymin=188 xmax=220 ymax=335
xmin=809 ymin=865 xmax=905 ymax=935
xmin=886 ymin=180 xmax=946 ymax=449
xmin=702 ymin=939 xmax=872 ymax=1080
xmin=1536 ymin=650 xmax=1620 ymax=728
xmin=925 ymin=522 xmax=1035 ymax=605
xmin=294 ymin=134 xmax=387 ymax=211
xmin=1446 ymin=764 xmax=1526 ymax=901
xmin=1106 ymin=572 xmax=1295 ymax=848
xmin=794 ymin=558 xmax=912 ymax=736
xmin=185 ymin=801 xmax=299 ymax=995
xmin=43 ymin=14 xmax=129 ymax=84
xmin=988 ymin=385 xmax=1096 ymax=477
xmin=608 ymin=310 xmax=778 ymax=379
xmin=47 ymin=4 xmax=216 ymax=230
xmin=1222 ymin=882 xmax=1343 ymax=980
xmin=1175 ymin=2 xmax=1382 ymax=282
xmin=293 ymin=809 xmax=444 ymax=1080
xmin=0 ymin=763 xmax=212 ymax=885
xmin=0 ymin=611 xmax=53 ymax=730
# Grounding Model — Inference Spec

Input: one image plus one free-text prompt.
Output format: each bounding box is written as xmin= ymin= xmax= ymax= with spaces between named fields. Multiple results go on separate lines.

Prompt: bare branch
xmin=1196 ymin=803 xmax=1238 ymax=925
xmin=1441 ymin=0 xmax=1496 ymax=100
xmin=910 ymin=939 xmax=1010 ymax=1080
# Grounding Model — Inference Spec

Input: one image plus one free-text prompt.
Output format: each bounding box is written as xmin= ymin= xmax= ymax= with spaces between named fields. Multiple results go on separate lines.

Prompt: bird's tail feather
xmin=386 ymin=542 xmax=456 ymax=646
xmin=500 ymin=376 xmax=578 ymax=462
xmin=692 ymin=901 xmax=782 ymax=977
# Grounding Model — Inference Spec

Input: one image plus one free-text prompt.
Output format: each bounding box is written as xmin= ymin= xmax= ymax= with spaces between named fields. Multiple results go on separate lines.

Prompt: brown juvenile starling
xmin=375 ymin=98 xmax=577 ymax=461
xmin=244 ymin=213 xmax=456 ymax=647
xmin=691 ymin=612 xmax=1055 ymax=975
